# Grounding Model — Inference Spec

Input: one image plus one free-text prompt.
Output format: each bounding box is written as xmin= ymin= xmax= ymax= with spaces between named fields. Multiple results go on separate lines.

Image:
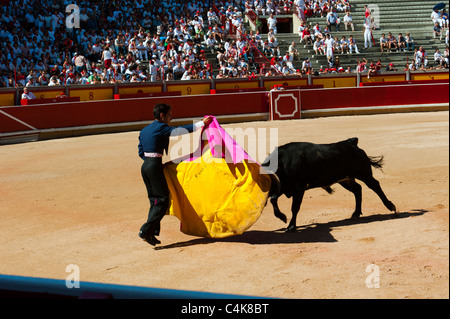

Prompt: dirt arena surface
xmin=0 ymin=111 xmax=448 ymax=299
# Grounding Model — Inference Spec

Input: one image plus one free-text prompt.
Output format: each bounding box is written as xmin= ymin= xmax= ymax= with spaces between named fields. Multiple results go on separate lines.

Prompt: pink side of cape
xmin=184 ymin=116 xmax=255 ymax=164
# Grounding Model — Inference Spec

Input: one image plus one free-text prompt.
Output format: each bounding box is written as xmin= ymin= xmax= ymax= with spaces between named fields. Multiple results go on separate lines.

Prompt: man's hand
xmin=203 ymin=116 xmax=213 ymax=126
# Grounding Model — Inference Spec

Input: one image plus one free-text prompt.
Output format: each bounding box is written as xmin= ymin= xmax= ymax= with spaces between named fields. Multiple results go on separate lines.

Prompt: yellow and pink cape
xmin=163 ymin=117 xmax=274 ymax=238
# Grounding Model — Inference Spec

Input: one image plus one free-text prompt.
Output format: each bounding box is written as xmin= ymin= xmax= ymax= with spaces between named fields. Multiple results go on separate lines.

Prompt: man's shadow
xmin=155 ymin=210 xmax=428 ymax=250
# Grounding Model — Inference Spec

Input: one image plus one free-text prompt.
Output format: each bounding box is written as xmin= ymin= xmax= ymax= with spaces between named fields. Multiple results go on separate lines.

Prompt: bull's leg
xmin=361 ymin=176 xmax=397 ymax=213
xmin=271 ymin=194 xmax=287 ymax=223
xmin=339 ymin=178 xmax=363 ymax=219
xmin=286 ymin=190 xmax=305 ymax=232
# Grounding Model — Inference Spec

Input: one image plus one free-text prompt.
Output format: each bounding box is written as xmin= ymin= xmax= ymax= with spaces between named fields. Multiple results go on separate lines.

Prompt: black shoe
xmin=139 ymin=231 xmax=161 ymax=246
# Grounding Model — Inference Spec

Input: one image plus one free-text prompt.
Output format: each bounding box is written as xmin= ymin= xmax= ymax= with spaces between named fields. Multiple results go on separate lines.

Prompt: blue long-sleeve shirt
xmin=138 ymin=120 xmax=203 ymax=159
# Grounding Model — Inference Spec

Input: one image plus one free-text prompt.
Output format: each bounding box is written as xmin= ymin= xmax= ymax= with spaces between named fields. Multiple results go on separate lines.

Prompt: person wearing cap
xmin=302 ymin=57 xmax=312 ymax=73
xmin=386 ymin=62 xmax=397 ymax=71
xmin=327 ymin=11 xmax=340 ymax=32
xmin=138 ymin=104 xmax=213 ymax=246
xmin=367 ymin=60 xmax=377 ymax=79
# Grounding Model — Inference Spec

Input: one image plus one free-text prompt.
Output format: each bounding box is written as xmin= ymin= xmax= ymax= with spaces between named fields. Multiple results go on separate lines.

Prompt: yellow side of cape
xmin=164 ymin=150 xmax=272 ymax=238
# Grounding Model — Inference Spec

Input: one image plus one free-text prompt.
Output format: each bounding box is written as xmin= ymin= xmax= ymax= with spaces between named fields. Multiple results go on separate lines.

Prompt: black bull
xmin=262 ymin=138 xmax=397 ymax=232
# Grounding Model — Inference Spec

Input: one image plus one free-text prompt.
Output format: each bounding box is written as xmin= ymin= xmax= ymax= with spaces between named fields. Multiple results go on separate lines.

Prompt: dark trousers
xmin=140 ymin=157 xmax=170 ymax=236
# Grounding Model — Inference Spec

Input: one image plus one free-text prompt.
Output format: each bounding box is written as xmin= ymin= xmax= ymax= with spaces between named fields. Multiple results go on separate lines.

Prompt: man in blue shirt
xmin=138 ymin=103 xmax=212 ymax=246
xmin=327 ymin=11 xmax=340 ymax=32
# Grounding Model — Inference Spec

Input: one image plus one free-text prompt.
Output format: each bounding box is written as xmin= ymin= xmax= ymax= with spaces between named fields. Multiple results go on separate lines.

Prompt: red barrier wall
xmin=300 ymin=83 xmax=449 ymax=110
xmin=0 ymin=91 xmax=269 ymax=134
xmin=0 ymin=83 xmax=448 ymax=136
xmin=270 ymin=90 xmax=301 ymax=121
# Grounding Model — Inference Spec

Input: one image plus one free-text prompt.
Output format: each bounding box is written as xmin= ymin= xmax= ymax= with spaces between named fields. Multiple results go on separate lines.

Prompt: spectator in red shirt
xmin=302 ymin=26 xmax=313 ymax=45
xmin=367 ymin=61 xmax=377 ymax=79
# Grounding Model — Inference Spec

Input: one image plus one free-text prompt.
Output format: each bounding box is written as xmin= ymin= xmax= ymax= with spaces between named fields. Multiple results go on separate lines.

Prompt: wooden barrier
xmin=69 ymin=85 xmax=115 ymax=101
xmin=19 ymin=86 xmax=67 ymax=100
xmin=114 ymin=91 xmax=181 ymax=99
xmin=1 ymin=81 xmax=448 ymax=141
xmin=210 ymin=87 xmax=266 ymax=94
xmin=263 ymin=76 xmax=308 ymax=90
xmin=21 ymin=97 xmax=80 ymax=105
xmin=117 ymin=83 xmax=163 ymax=95
xmin=214 ymin=78 xmax=261 ymax=91
xmin=360 ymin=73 xmax=407 ymax=84
xmin=166 ymin=80 xmax=211 ymax=96
xmin=312 ymin=75 xmax=357 ymax=88
xmin=0 ymin=89 xmax=16 ymax=107
xmin=1 ymin=70 xmax=448 ymax=107
xmin=0 ymin=91 xmax=269 ymax=135
xmin=411 ymin=72 xmax=449 ymax=81
xmin=284 ymin=84 xmax=324 ymax=90
xmin=360 ymin=79 xmax=449 ymax=87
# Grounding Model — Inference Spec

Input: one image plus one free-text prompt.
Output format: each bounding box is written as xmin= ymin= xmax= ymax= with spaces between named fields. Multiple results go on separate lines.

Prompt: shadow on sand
xmin=155 ymin=210 xmax=428 ymax=250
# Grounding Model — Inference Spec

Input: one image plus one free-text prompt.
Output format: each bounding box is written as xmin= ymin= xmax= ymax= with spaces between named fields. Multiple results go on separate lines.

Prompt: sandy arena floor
xmin=0 ymin=111 xmax=448 ymax=299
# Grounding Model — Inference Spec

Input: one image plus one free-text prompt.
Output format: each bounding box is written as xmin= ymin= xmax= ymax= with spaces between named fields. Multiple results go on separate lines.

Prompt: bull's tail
xmin=368 ymin=155 xmax=384 ymax=170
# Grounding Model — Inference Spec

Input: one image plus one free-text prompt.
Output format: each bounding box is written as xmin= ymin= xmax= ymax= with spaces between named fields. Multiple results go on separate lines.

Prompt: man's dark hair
xmin=153 ymin=103 xmax=172 ymax=120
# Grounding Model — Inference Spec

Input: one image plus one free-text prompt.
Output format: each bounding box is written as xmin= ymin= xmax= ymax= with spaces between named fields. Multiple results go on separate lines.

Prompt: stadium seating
xmin=257 ymin=0 xmax=449 ymax=71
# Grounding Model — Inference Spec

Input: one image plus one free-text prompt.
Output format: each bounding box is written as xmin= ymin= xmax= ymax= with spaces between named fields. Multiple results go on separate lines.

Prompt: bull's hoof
xmin=285 ymin=225 xmax=297 ymax=233
xmin=387 ymin=202 xmax=397 ymax=213
xmin=351 ymin=211 xmax=362 ymax=219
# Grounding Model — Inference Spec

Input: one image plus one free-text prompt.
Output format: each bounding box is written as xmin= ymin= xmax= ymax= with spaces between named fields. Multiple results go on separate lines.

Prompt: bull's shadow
xmin=155 ymin=210 xmax=427 ymax=250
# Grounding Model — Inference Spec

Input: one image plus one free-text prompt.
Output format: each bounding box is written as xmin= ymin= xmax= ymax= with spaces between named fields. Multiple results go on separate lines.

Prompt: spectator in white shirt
xmin=446 ymin=27 xmax=449 ymax=46
xmin=267 ymin=13 xmax=277 ymax=34
xmin=283 ymin=52 xmax=294 ymax=69
xmin=431 ymin=8 xmax=444 ymax=27
xmin=313 ymin=38 xmax=324 ymax=55
xmin=324 ymin=33 xmax=335 ymax=61
xmin=340 ymin=36 xmax=349 ymax=54
xmin=363 ymin=17 xmax=373 ymax=49
xmin=434 ymin=49 xmax=444 ymax=68
xmin=343 ymin=12 xmax=355 ymax=31
xmin=48 ymin=76 xmax=60 ymax=86
xmin=348 ymin=35 xmax=360 ymax=54
xmin=288 ymin=42 xmax=299 ymax=60
xmin=21 ymin=87 xmax=36 ymax=100
xmin=302 ymin=57 xmax=312 ymax=73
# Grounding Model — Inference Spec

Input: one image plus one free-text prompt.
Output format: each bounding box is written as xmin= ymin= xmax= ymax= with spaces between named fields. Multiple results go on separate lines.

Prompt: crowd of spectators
xmin=1 ymin=0 xmax=251 ymax=87
xmin=0 ymin=0 xmax=448 ymax=88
